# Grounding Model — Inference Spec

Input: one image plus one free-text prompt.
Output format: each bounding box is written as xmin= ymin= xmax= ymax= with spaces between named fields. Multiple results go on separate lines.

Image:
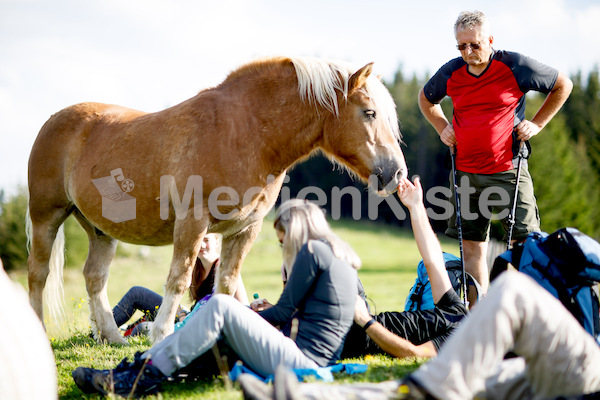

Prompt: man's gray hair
xmin=454 ymin=10 xmax=490 ymax=37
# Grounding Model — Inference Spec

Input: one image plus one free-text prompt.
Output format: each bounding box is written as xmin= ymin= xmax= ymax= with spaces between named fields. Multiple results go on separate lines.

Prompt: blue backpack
xmin=405 ymin=253 xmax=479 ymax=311
xmin=491 ymin=227 xmax=600 ymax=343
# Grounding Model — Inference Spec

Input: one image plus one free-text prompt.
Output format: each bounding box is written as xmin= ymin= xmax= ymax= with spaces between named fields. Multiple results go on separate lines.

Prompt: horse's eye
xmin=364 ymin=109 xmax=376 ymax=119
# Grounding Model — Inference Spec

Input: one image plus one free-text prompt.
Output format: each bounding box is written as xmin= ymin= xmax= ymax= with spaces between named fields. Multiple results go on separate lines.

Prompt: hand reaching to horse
xmin=396 ymin=177 xmax=424 ymax=211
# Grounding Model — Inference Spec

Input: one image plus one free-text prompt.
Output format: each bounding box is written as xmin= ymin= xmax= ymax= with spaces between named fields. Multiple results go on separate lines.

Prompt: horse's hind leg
xmin=74 ymin=213 xmax=125 ymax=344
xmin=27 ymin=208 xmax=69 ymax=326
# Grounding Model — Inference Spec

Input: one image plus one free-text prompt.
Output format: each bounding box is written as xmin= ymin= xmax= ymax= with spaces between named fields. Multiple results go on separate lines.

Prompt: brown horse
xmin=27 ymin=56 xmax=407 ymax=344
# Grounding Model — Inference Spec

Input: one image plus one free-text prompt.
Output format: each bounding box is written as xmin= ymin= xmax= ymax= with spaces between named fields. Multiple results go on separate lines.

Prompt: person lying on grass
xmin=341 ymin=176 xmax=469 ymax=360
xmin=72 ymin=198 xmax=360 ymax=398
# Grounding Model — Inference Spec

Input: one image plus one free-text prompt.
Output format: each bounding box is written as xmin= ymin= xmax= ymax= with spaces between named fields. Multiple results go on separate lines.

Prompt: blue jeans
xmin=112 ymin=286 xmax=163 ymax=327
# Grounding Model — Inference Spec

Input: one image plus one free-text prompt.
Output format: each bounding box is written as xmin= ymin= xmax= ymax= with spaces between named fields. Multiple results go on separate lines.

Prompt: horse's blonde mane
xmin=226 ymin=57 xmax=401 ymax=140
xmin=289 ymin=57 xmax=401 ymax=140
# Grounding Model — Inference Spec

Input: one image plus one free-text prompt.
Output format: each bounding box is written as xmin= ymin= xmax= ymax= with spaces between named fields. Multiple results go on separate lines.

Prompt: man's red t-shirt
xmin=423 ymin=50 xmax=558 ymax=174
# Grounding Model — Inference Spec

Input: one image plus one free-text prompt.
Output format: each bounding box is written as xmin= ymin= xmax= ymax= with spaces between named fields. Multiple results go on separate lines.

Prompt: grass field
xmin=10 ymin=216 xmax=460 ymax=399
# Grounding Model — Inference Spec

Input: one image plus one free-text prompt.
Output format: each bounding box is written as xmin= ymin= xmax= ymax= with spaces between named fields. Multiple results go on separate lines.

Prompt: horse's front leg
xmin=217 ymin=221 xmax=263 ymax=296
xmin=150 ymin=219 xmax=207 ymax=344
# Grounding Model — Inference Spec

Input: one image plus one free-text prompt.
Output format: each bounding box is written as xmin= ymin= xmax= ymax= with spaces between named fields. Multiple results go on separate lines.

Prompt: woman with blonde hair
xmin=73 ymin=199 xmax=360 ymax=397
xmin=276 ymin=199 xmax=360 ymax=281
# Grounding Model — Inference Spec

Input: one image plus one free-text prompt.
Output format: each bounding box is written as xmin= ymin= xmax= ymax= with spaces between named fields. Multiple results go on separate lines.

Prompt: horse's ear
xmin=348 ymin=62 xmax=374 ymax=94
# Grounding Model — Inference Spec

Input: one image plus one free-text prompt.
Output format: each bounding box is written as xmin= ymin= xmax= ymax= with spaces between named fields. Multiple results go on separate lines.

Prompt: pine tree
xmin=529 ymin=113 xmax=600 ymax=239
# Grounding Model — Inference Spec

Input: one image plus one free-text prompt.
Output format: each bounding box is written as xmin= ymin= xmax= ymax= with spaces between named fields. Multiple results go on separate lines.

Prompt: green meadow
xmin=10 ymin=217 xmax=459 ymax=399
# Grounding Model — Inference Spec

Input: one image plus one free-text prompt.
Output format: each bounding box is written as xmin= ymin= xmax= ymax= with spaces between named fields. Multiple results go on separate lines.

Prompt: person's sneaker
xmin=396 ymin=376 xmax=437 ymax=400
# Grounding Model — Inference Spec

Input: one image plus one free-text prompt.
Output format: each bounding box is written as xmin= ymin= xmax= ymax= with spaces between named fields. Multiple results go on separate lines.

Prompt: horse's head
xmin=321 ymin=62 xmax=407 ymax=196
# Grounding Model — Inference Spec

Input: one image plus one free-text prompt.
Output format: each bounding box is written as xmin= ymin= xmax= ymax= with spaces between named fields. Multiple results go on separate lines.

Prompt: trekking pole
xmin=450 ymin=146 xmax=468 ymax=307
xmin=506 ymin=140 xmax=525 ymax=250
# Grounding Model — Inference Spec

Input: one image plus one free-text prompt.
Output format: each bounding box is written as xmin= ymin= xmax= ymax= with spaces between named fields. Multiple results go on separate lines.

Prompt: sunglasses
xmin=456 ymin=42 xmax=483 ymax=51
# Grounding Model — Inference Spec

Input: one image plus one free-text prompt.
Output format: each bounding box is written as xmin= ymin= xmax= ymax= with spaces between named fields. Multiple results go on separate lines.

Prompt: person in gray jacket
xmin=72 ymin=198 xmax=360 ymax=398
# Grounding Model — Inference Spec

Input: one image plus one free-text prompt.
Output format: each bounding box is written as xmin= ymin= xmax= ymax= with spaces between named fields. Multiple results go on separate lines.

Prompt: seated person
xmin=72 ymin=199 xmax=361 ymax=397
xmin=111 ymin=233 xmax=249 ymax=336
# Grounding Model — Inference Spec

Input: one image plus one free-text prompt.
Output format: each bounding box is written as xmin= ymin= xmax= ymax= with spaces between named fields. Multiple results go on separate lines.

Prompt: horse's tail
xmin=25 ymin=208 xmax=66 ymax=326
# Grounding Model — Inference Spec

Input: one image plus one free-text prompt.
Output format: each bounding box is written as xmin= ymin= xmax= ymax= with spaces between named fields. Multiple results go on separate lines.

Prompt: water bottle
xmin=251 ymin=293 xmax=264 ymax=308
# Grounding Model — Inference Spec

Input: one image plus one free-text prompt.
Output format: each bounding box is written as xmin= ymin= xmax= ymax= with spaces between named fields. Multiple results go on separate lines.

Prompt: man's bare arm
xmin=418 ymin=88 xmax=456 ymax=147
xmin=516 ymin=71 xmax=573 ymax=141
xmin=353 ymin=296 xmax=436 ymax=359
xmin=363 ymin=321 xmax=437 ymax=359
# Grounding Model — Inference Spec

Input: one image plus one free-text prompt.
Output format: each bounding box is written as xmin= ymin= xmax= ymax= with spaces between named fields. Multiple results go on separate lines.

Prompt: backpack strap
xmin=490 ymin=252 xmax=510 ymax=282
xmin=490 ymin=244 xmax=525 ymax=282
xmin=407 ymin=283 xmax=426 ymax=311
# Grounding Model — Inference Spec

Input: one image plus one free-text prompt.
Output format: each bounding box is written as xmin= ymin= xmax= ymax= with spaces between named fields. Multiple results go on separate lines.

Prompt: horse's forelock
xmin=290 ymin=57 xmax=400 ymax=140
xmin=290 ymin=57 xmax=351 ymax=116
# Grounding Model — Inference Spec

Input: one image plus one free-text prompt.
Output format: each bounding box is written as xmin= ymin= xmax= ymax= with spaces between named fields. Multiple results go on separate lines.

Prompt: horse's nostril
xmin=394 ymin=168 xmax=405 ymax=182
xmin=377 ymin=173 xmax=386 ymax=191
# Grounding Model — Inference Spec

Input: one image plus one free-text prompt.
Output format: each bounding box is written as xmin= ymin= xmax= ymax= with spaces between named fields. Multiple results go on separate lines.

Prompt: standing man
xmin=418 ymin=10 xmax=572 ymax=293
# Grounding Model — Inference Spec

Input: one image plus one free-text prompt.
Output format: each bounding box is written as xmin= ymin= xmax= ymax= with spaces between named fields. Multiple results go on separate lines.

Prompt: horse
xmin=27 ymin=56 xmax=407 ymax=344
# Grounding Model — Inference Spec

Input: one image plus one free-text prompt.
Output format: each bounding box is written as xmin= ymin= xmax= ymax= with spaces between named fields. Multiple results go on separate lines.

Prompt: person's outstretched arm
xmin=397 ymin=177 xmax=453 ymax=303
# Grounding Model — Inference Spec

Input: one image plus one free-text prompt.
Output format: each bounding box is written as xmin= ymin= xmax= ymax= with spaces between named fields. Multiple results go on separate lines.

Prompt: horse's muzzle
xmin=373 ymin=159 xmax=407 ymax=195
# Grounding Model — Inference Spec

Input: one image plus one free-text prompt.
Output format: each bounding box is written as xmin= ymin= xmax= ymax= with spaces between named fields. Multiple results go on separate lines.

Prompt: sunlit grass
xmin=53 ymin=331 xmax=425 ymax=399
xmin=10 ymin=217 xmax=458 ymax=398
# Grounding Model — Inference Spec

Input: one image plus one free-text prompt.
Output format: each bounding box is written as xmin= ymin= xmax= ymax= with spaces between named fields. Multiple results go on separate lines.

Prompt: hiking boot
xmin=72 ymin=366 xmax=110 ymax=394
xmin=396 ymin=376 xmax=437 ymax=400
xmin=238 ymin=373 xmax=273 ymax=400
xmin=73 ymin=351 xmax=165 ymax=398
xmin=72 ymin=351 xmax=147 ymax=394
xmin=92 ymin=355 xmax=165 ymax=398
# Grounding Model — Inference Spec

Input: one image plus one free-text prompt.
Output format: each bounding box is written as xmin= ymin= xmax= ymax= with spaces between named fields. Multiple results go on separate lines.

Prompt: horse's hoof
xmin=102 ymin=333 xmax=128 ymax=345
xmin=150 ymin=331 xmax=167 ymax=344
xmin=149 ymin=326 xmax=172 ymax=344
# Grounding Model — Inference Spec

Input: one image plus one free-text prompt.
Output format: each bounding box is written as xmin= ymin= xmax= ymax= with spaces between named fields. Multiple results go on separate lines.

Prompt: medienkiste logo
xmin=92 ymin=168 xmax=136 ymax=223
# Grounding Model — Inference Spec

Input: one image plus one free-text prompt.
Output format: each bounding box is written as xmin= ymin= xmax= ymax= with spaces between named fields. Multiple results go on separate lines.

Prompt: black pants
xmin=341 ymin=289 xmax=467 ymax=358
